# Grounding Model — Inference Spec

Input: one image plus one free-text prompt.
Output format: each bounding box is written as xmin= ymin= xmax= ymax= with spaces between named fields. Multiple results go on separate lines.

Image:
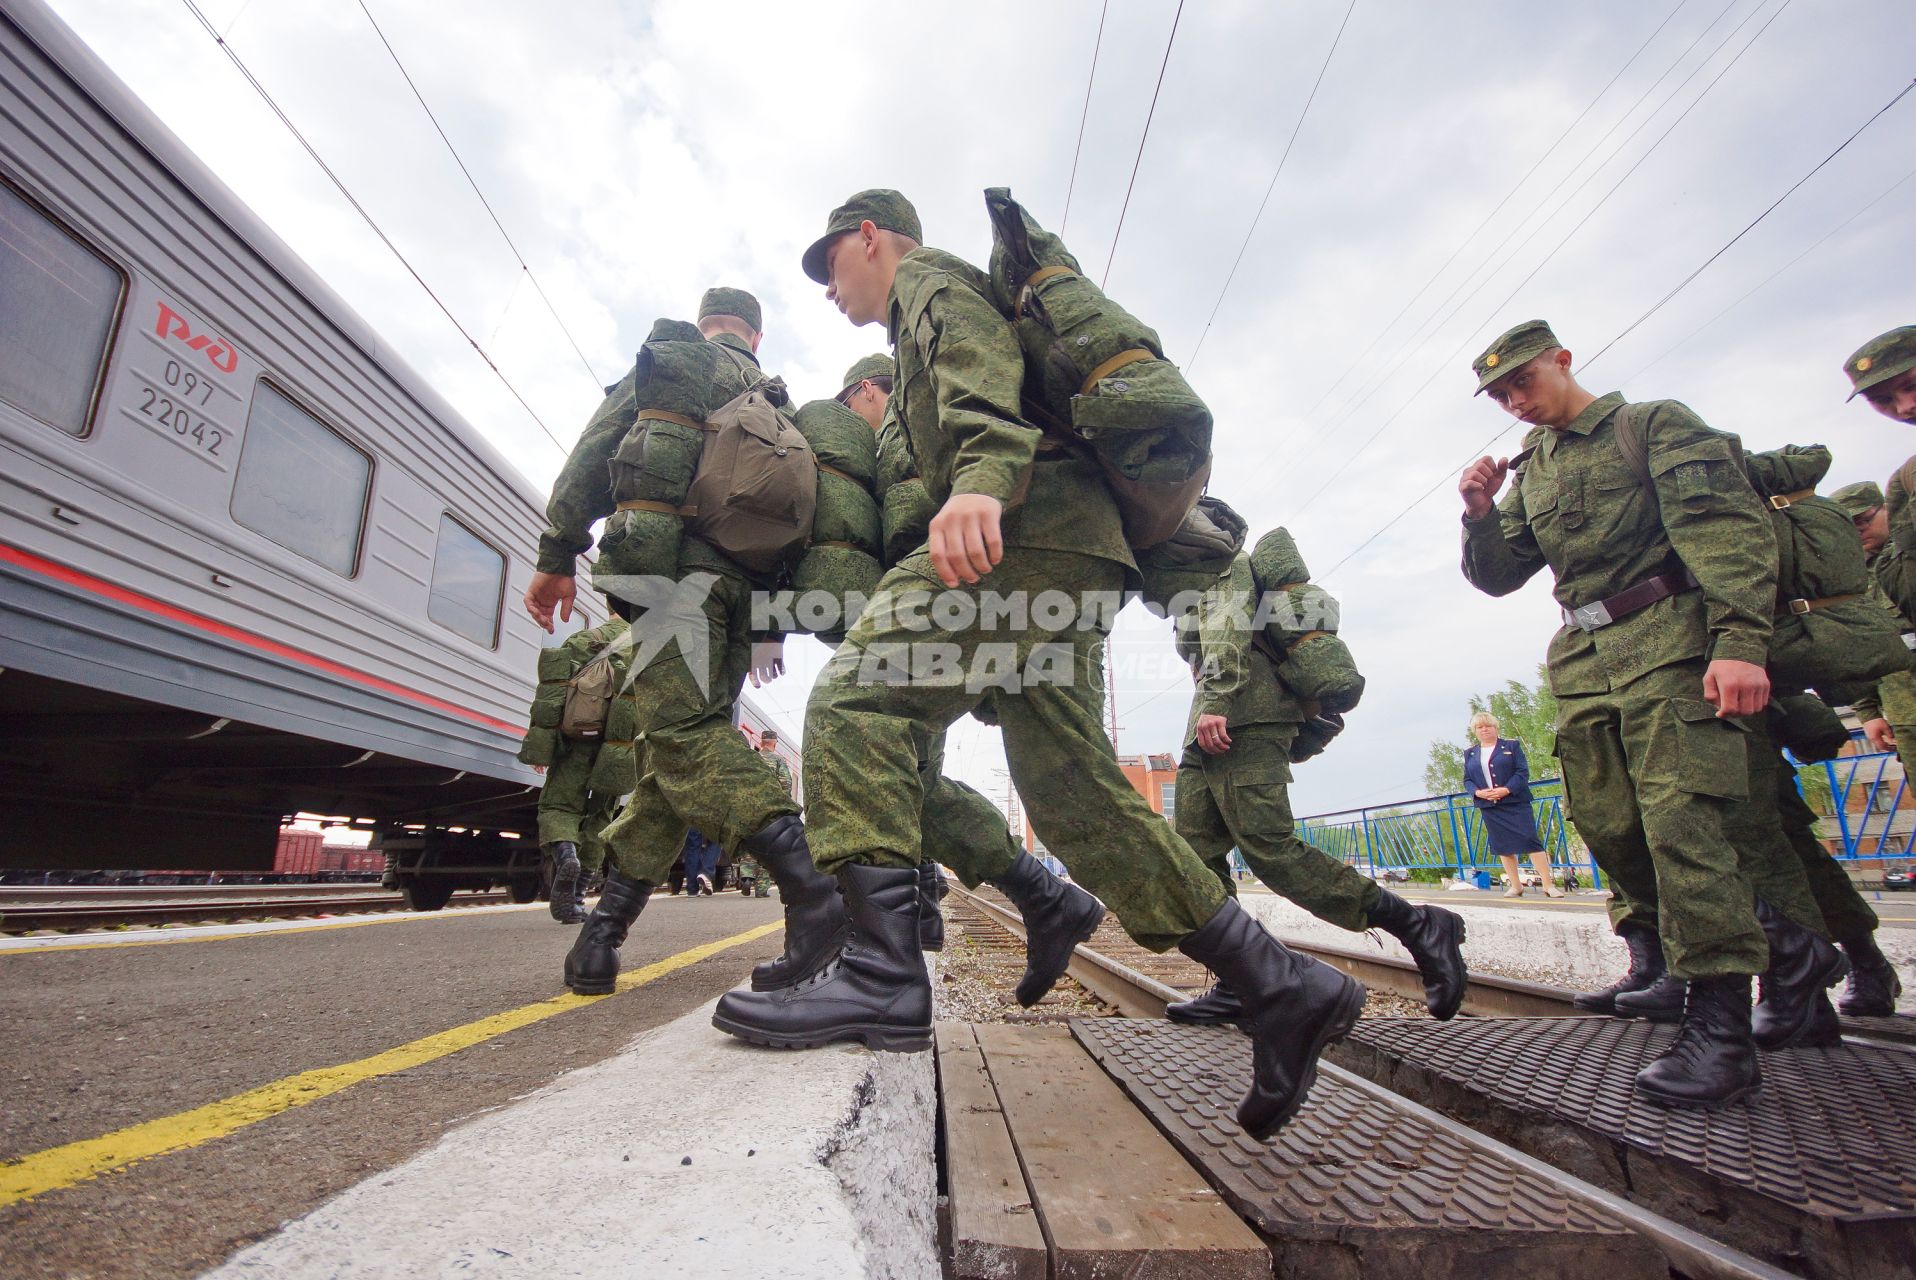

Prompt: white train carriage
xmin=0 ymin=0 xmax=607 ymax=895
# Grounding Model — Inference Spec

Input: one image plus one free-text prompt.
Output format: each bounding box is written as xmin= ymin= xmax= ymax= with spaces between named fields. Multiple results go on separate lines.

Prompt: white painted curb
xmin=201 ymin=996 xmax=939 ymax=1279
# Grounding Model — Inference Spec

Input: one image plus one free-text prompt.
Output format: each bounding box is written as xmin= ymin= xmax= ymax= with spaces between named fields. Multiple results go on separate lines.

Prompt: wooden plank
xmin=976 ymin=1022 xmax=1269 ymax=1280
xmin=936 ymin=1022 xmax=1048 ymax=1280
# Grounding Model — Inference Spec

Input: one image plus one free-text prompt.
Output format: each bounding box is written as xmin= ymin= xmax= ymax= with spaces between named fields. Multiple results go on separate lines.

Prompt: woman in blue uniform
xmin=1462 ymin=713 xmax=1562 ymax=898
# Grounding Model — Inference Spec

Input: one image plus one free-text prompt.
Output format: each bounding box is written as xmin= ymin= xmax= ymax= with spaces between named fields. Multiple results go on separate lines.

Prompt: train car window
xmin=0 ymin=181 xmax=124 ymax=436
xmin=230 ymin=383 xmax=372 ymax=576
xmin=428 ymin=514 xmax=505 ymax=648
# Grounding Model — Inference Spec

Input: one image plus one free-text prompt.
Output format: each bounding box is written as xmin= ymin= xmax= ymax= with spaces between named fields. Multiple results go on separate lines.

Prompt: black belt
xmin=1561 ymin=569 xmax=1699 ymax=632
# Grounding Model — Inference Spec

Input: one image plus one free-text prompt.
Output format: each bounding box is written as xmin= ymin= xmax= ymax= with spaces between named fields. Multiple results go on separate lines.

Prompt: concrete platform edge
xmin=197 ymin=990 xmax=938 ymax=1280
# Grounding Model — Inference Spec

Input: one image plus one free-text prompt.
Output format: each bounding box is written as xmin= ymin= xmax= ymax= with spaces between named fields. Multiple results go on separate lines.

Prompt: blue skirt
xmin=1481 ymin=800 xmax=1544 ymax=856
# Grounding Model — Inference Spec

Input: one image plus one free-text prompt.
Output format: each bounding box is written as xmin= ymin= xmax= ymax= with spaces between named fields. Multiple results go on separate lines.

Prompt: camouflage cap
xmin=1472 ymin=320 xmax=1561 ymax=394
xmin=698 ymin=286 xmax=762 ymax=332
xmin=1830 ymin=480 xmax=1886 ymax=517
xmin=1843 ymin=326 xmax=1916 ymax=400
xmin=802 ymin=189 xmax=923 ymax=285
xmin=759 ymin=730 xmax=779 ymax=744
xmin=840 ymin=353 xmax=895 ymax=395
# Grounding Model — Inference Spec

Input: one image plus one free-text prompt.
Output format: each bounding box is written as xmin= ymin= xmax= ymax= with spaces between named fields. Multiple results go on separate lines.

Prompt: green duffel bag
xmin=812 ymin=470 xmax=883 ymax=558
xmin=587 ymin=695 xmax=640 ymax=793
xmin=1280 ymin=631 xmax=1366 ymax=715
xmin=1247 ymin=527 xmax=1342 ymax=649
xmin=792 ymin=543 xmax=884 ymax=642
xmin=796 ymin=399 xmax=878 ymax=489
xmin=590 ymin=508 xmax=684 ymax=611
xmin=1289 ymin=711 xmax=1346 ymax=764
xmin=1136 ymin=495 xmax=1248 ymax=616
xmin=984 ymin=187 xmax=1212 ymax=549
xmin=881 ymin=476 xmax=936 ymax=566
xmin=1768 ymin=693 xmax=1849 ymax=764
xmin=518 ymin=726 xmax=560 ymax=768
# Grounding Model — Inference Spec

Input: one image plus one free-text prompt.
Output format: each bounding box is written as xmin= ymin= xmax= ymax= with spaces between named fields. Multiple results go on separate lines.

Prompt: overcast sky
xmin=44 ymin=0 xmax=1916 ymax=823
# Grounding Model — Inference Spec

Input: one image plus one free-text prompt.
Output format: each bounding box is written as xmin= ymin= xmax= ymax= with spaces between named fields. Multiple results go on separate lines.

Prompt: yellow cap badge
xmin=1857 ymin=356 xmax=1874 ymax=373
xmin=1485 ymin=353 xmax=1500 ymax=369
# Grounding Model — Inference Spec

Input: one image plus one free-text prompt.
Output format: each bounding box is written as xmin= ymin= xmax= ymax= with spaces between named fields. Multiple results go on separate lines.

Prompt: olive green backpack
xmin=1246 ymin=528 xmax=1366 ymax=717
xmin=982 ymin=188 xmax=1212 ymax=549
xmin=1609 ymin=408 xmax=1907 ymax=695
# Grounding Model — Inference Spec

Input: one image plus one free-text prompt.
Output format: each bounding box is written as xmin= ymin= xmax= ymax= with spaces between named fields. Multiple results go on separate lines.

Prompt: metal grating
xmin=1070 ymin=1018 xmax=1644 ymax=1244
xmin=1348 ymin=1016 xmax=1916 ymax=1217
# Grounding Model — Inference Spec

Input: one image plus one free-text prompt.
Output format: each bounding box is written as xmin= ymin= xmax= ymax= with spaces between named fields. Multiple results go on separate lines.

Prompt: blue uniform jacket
xmin=1462 ymin=738 xmax=1532 ymax=808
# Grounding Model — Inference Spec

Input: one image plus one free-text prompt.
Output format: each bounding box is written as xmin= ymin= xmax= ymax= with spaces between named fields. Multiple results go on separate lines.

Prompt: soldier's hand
xmin=524 ymin=571 xmax=576 ymax=633
xmin=1866 ymin=718 xmax=1897 ymax=752
xmin=930 ymin=494 xmax=1005 ymax=587
xmin=1196 ymin=713 xmax=1232 ymax=755
xmin=1702 ymin=659 xmax=1769 ymax=718
xmin=1459 ymin=456 xmax=1510 ymax=521
xmin=748 ymin=639 xmax=785 ymax=688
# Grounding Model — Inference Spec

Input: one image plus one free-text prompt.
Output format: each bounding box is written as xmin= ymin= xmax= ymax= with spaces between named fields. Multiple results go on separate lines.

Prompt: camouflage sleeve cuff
xmin=535 ymin=535 xmax=580 ymax=578
xmin=1193 ymin=695 xmax=1231 ymax=719
xmin=1708 ymin=634 xmax=1770 ymax=667
xmin=1853 ymin=694 xmax=1885 ymax=724
xmin=949 ymin=460 xmax=1025 ymax=508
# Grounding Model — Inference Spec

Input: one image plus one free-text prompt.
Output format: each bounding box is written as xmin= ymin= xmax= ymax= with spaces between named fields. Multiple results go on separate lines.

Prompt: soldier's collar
xmin=710 ymin=331 xmax=761 ymax=364
xmin=1565 ymin=390 xmax=1627 ymax=436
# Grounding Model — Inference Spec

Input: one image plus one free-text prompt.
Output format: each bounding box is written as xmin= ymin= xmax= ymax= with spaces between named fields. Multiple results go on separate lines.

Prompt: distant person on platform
xmin=1461 ymin=712 xmax=1562 ymax=899
xmin=679 ymin=828 xmax=720 ymax=897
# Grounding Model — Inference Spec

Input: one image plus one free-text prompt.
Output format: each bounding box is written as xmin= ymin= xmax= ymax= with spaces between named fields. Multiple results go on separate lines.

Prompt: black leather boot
xmin=918 ymin=862 xmax=948 ymax=953
xmin=1573 ymin=922 xmax=1664 ymax=1014
xmin=1614 ymin=973 xmax=1686 ymax=1022
xmin=1635 ymin=974 xmax=1761 ymax=1110
xmin=745 ymin=816 xmax=850 ymax=992
xmin=1166 ymin=979 xmax=1244 ymax=1025
xmin=1838 ymin=934 xmax=1903 ymax=1017
xmin=1752 ymin=900 xmax=1849 ymax=1049
xmin=1178 ymin=898 xmax=1366 ymax=1140
xmin=1365 ymin=890 xmax=1468 ymax=1020
xmin=563 ymin=870 xmax=652 ymax=995
xmin=545 ymin=841 xmax=582 ymax=923
xmin=713 ymin=864 xmax=931 ymax=1052
xmin=987 ymin=851 xmax=1107 ymax=1007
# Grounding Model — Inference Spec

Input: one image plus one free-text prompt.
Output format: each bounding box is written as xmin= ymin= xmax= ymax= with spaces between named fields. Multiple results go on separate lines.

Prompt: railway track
xmin=0 ymin=887 xmax=511 ymax=933
xmin=944 ymin=883 xmax=1893 ymax=1280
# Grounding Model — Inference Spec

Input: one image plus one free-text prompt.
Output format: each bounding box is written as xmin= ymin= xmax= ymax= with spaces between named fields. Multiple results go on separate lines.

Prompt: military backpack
xmin=1609 ymin=409 xmax=1908 ymax=696
xmin=981 ymin=188 xmax=1213 ymax=549
xmin=1246 ymin=527 xmax=1366 ymax=718
xmin=560 ymin=643 xmax=622 ymax=741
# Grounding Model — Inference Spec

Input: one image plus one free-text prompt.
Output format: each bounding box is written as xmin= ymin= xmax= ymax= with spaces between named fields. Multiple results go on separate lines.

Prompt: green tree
xmin=1423 ymin=664 xmax=1560 ymax=797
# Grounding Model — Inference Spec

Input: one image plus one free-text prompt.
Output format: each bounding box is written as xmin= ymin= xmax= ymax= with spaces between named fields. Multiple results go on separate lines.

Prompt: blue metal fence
xmin=1811 ymin=748 xmax=1916 ymax=864
xmin=1295 ymin=779 xmax=1592 ymax=885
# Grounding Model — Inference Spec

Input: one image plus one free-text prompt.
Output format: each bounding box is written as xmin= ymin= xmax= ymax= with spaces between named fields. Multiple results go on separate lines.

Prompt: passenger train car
xmin=0 ymin=0 xmax=797 ymax=906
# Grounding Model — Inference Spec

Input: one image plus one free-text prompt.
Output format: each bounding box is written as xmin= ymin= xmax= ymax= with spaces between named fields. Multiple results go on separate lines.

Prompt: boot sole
xmin=748 ymin=921 xmax=852 ymax=992
xmin=1635 ymin=1076 xmax=1761 ymax=1111
xmin=1165 ymin=1007 xmax=1244 ymax=1026
xmin=1243 ymin=977 xmax=1366 ymax=1142
xmin=566 ymin=980 xmax=614 ymax=996
xmin=709 ymin=1011 xmax=931 ymax=1053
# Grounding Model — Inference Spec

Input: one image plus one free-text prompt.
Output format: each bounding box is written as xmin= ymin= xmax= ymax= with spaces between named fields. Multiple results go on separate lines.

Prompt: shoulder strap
xmin=1899 ymin=456 xmax=1916 ymax=502
xmin=1611 ymin=403 xmax=1650 ymax=487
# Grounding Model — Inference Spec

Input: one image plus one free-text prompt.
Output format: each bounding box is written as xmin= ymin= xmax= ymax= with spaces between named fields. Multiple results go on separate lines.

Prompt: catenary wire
xmin=1101 ymin=0 xmax=1186 ymax=287
xmin=1283 ymin=0 xmax=1763 ymax=489
xmin=356 ymin=0 xmax=607 ymax=390
xmin=175 ymin=0 xmax=571 ymax=457
xmin=1315 ymin=74 xmax=1916 ymax=583
xmin=1293 ymin=0 xmax=1796 ymax=515
xmin=1060 ymin=0 xmax=1111 ymax=235
xmin=1185 ymin=0 xmax=1360 ymax=371
xmin=1292 ymin=0 xmax=1695 ymax=418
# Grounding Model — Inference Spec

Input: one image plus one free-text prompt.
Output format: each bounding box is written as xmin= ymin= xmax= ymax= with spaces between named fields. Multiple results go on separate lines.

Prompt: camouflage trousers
xmin=1175 ymin=727 xmax=1379 ymax=932
xmin=920 ymin=727 xmax=1026 ymax=889
xmin=1773 ymin=745 xmax=1878 ymax=944
xmin=804 ymin=549 xmax=1226 ymax=952
xmin=1555 ymin=659 xmax=1767 ymax=978
xmin=536 ymin=741 xmax=620 ymax=874
xmin=600 ymin=571 xmax=801 ymax=884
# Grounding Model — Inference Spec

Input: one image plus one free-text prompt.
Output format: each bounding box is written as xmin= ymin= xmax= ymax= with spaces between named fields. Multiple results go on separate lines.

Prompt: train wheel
xmin=400 ymin=877 xmax=455 ymax=912
xmin=507 ymin=877 xmax=540 ymax=905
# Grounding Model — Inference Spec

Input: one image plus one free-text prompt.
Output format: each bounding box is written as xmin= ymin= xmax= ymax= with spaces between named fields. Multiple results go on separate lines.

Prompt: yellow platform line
xmin=0 ymin=920 xmax=782 ymax=1209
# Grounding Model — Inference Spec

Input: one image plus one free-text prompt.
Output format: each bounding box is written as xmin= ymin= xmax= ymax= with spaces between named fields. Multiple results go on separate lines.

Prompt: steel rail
xmin=945 ymin=884 xmax=1818 ymax=1280
xmin=1 ymin=890 xmax=510 ymax=932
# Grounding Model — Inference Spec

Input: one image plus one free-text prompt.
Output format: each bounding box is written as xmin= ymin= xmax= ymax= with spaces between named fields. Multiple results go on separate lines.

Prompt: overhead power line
xmin=1101 ymin=0 xmax=1186 ymax=287
xmin=1060 ymin=0 xmax=1111 ymax=235
xmin=1185 ymin=0 xmax=1361 ymax=371
xmin=356 ymin=0 xmax=607 ymax=390
xmin=1317 ymin=73 xmax=1916 ymax=583
xmin=176 ymin=0 xmax=571 ymax=457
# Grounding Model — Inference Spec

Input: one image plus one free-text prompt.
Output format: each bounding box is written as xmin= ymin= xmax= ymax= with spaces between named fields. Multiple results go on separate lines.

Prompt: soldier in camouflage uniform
xmin=1460 ymin=320 xmax=1781 ymax=1109
xmin=1167 ymin=546 xmax=1468 ymax=1024
xmin=523 ymin=287 xmax=846 ymax=996
xmin=715 ymin=192 xmax=1363 ymax=1144
xmin=528 ymin=616 xmax=633 ymax=924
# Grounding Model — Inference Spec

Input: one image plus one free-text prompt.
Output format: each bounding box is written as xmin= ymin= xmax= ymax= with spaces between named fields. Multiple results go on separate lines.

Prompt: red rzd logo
xmin=154 ymin=301 xmax=239 ymax=374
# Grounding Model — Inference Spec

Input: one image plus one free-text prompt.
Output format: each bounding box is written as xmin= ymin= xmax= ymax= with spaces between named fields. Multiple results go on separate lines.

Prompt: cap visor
xmin=801 ymin=231 xmax=837 ymax=286
xmin=1849 ymin=355 xmax=1916 ymax=401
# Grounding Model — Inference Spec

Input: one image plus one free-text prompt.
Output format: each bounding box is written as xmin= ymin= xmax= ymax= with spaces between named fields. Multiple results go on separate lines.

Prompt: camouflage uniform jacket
xmin=1850 ymin=543 xmax=1916 ymax=726
xmin=886 ymin=246 xmax=1133 ymax=570
xmin=1461 ymin=392 xmax=1775 ymax=697
xmin=1176 ymin=553 xmax=1300 ymax=743
xmin=762 ymin=750 xmax=795 ymax=796
xmin=536 ymin=331 xmax=780 ymax=585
